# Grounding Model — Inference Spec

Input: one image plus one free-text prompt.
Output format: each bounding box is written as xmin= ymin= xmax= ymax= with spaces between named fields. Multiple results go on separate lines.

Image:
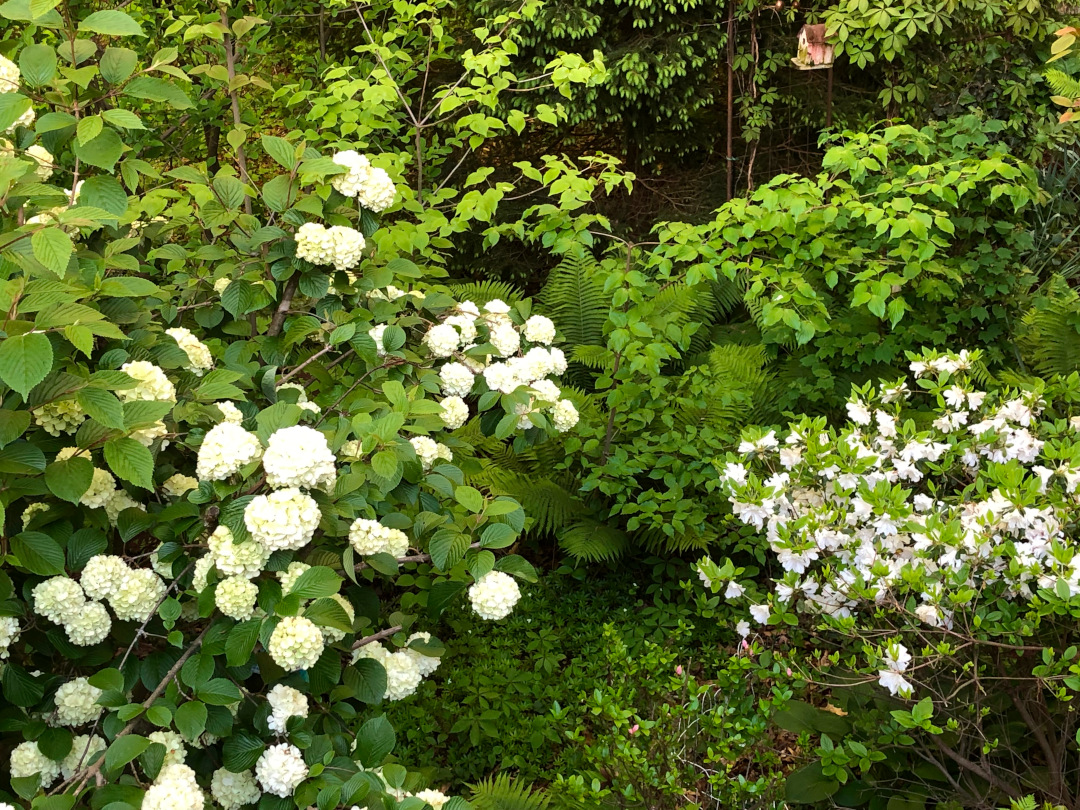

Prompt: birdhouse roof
xmin=800 ymin=24 xmax=828 ymax=47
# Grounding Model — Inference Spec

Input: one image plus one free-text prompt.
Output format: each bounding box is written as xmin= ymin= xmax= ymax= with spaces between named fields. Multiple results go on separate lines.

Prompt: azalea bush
xmin=0 ymin=3 xmax=598 ymax=809
xmin=699 ymin=351 xmax=1080 ymax=807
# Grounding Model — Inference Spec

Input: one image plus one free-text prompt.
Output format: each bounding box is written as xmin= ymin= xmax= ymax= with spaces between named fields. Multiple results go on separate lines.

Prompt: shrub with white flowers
xmin=0 ymin=10 xmax=572 ymax=808
xmin=698 ymin=350 xmax=1080 ymax=804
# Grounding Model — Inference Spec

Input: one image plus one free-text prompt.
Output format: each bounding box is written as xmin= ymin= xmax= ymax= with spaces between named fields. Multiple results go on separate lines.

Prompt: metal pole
xmin=726 ymin=3 xmax=735 ymax=201
xmin=826 ymin=65 xmax=834 ymax=128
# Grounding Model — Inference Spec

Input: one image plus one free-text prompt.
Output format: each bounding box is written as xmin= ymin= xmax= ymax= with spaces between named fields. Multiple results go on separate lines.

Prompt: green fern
xmin=448 ymin=280 xmax=524 ymax=306
xmin=468 ymin=774 xmax=550 ymax=810
xmin=537 ymin=251 xmax=608 ymax=348
xmin=557 ymin=518 xmax=629 ymax=561
xmin=1047 ymin=68 xmax=1080 ymax=101
xmin=1018 ymin=277 xmax=1080 ymax=376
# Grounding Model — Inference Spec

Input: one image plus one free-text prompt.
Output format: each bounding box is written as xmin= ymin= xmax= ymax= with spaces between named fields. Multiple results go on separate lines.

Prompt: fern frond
xmin=1047 ymin=68 xmax=1080 ymax=101
xmin=537 ymin=251 xmax=609 ymax=347
xmin=448 ymin=280 xmax=524 ymax=306
xmin=468 ymin=774 xmax=550 ymax=810
xmin=557 ymin=518 xmax=629 ymax=561
xmin=571 ymin=344 xmax=614 ymax=370
xmin=1019 ymin=277 xmax=1080 ymax=377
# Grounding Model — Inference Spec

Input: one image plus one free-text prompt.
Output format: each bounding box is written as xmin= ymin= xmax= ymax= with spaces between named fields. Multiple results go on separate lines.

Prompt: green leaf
xmin=1 ymin=664 xmax=43 ymax=707
xmin=428 ymin=531 xmax=469 ymax=571
xmin=0 ymin=409 xmax=31 ymax=448
xmin=0 ymin=93 xmax=31 ymax=132
xmin=78 ymin=175 xmax=129 ymax=216
xmin=104 ymin=735 xmax=151 ymax=773
xmin=78 ymin=387 xmax=125 ymax=430
xmin=45 ymin=455 xmax=93 ymax=503
xmin=354 ymin=715 xmax=395 ymax=768
xmin=289 ymin=566 xmax=343 ymax=600
xmin=494 ymin=554 xmax=537 ymax=583
xmin=79 ymin=10 xmax=145 ymax=37
xmin=31 ymin=227 xmax=73 ymax=276
xmin=784 ymin=762 xmax=839 ymax=804
xmin=197 ymin=678 xmax=242 ymax=706
xmin=104 ymin=437 xmax=154 ymax=489
xmin=76 ymin=115 xmax=103 ymax=146
xmin=101 ymin=108 xmax=144 ymax=130
xmin=87 ymin=668 xmax=124 ymax=691
xmin=371 ymin=450 xmax=397 ymax=478
xmin=99 ymin=47 xmax=138 ymax=83
xmin=479 ymin=523 xmax=517 ymax=549
xmin=67 ymin=528 xmax=107 ymax=570
xmin=428 ymin=580 xmax=466 ymax=619
xmin=173 ymin=700 xmax=207 ymax=740
xmin=261 ymin=135 xmax=297 ymax=170
xmin=11 ymin=531 xmax=64 ymax=575
xmin=222 ymin=730 xmax=264 ymax=772
xmin=226 ymin=619 xmax=261 ymax=667
xmin=346 ymin=659 xmax=386 ymax=704
xmin=19 ymin=43 xmax=56 ymax=86
xmin=454 ymin=485 xmax=484 ymax=513
xmin=123 ymin=77 xmax=192 ymax=110
xmin=304 ymin=597 xmax=353 ymax=633
xmin=73 ymin=128 xmax=124 ymax=171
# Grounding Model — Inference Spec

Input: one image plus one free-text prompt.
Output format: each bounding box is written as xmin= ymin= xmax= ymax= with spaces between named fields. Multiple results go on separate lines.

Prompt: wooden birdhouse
xmin=792 ymin=24 xmax=834 ymax=70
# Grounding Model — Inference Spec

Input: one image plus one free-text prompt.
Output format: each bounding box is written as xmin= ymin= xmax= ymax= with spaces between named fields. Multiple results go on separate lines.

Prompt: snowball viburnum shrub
xmin=0 ymin=32 xmax=563 ymax=806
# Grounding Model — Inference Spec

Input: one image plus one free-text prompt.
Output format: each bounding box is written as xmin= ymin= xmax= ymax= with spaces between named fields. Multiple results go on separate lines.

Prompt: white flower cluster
xmin=212 ymin=768 xmax=262 ymax=810
xmin=278 ymin=561 xmax=310 ymax=593
xmin=165 ymin=327 xmax=214 ymax=376
xmin=439 ymin=396 xmax=469 ymax=430
xmin=215 ymin=576 xmax=259 ymax=620
xmin=53 ymin=677 xmax=102 ymax=726
xmin=468 ymin=571 xmax=521 ymax=620
xmin=143 ymin=763 xmax=204 ymax=810
xmin=61 ymin=734 xmax=106 ymax=779
xmin=263 ymin=425 xmax=336 ymax=490
xmin=0 ymin=615 xmax=19 ymax=659
xmin=409 ymin=436 xmax=452 ymax=471
xmin=118 ymin=361 xmax=176 ymax=402
xmin=215 ymin=400 xmax=244 ymax=424
xmin=700 ymin=349 xmax=1080 ymax=700
xmin=10 ymin=741 xmax=60 ymax=787
xmin=244 ymin=487 xmax=321 ymax=551
xmin=196 ymin=422 xmax=263 ymax=481
xmin=268 ymin=616 xmax=324 ymax=671
xmin=32 ymin=575 xmax=113 ymax=646
xmin=33 ymin=398 xmax=86 ymax=436
xmin=208 ymin=525 xmax=270 ymax=579
xmin=22 ymin=502 xmax=49 ymax=528
xmin=163 ymin=473 xmax=199 ymax=497
xmin=74 ymin=554 xmax=166 ymax=627
xmin=330 ymin=150 xmax=397 ymax=212
xmin=406 ymin=631 xmax=442 ymax=676
xmin=149 ymin=730 xmax=187 ymax=767
xmin=348 ymin=518 xmax=410 ymax=557
xmin=295 ymin=222 xmax=365 ymax=271
xmin=420 ymin=300 xmax=576 ymax=435
xmin=255 ymin=743 xmax=308 ymax=797
xmin=352 ymin=642 xmax=423 ymax=700
xmin=267 ymin=684 xmax=309 ymax=734
xmin=0 ymin=54 xmax=19 ymax=92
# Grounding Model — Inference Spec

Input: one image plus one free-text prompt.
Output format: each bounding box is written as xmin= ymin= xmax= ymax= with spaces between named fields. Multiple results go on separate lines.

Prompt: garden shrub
xmin=0 ymin=3 xmax=625 ymax=808
xmin=700 ymin=349 xmax=1080 ymax=807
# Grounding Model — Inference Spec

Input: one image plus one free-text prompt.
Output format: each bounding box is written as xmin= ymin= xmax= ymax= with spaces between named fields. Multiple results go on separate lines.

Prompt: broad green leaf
xmin=18 ymin=43 xmax=56 ymax=86
xmin=31 ymin=227 xmax=73 ymax=275
xmin=354 ymin=715 xmax=395 ymax=767
xmin=73 ymin=128 xmax=123 ymax=171
xmin=289 ymin=566 xmax=343 ymax=599
xmin=79 ymin=10 xmax=145 ymax=37
xmin=104 ymin=436 xmax=154 ymax=489
xmin=45 ymin=455 xmax=93 ymax=503
xmin=11 ymin=531 xmax=64 ymax=575
xmin=104 ymin=735 xmax=151 ymax=773
xmin=78 ymin=387 xmax=125 ymax=430
xmin=173 ymin=701 xmax=207 ymax=740
xmin=0 ymin=332 xmax=53 ymax=397
xmin=99 ymin=47 xmax=138 ymax=83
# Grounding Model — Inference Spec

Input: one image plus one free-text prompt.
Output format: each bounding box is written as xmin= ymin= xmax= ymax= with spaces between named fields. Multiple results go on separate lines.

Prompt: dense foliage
xmin=2 ymin=1 xmax=1080 ymax=810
